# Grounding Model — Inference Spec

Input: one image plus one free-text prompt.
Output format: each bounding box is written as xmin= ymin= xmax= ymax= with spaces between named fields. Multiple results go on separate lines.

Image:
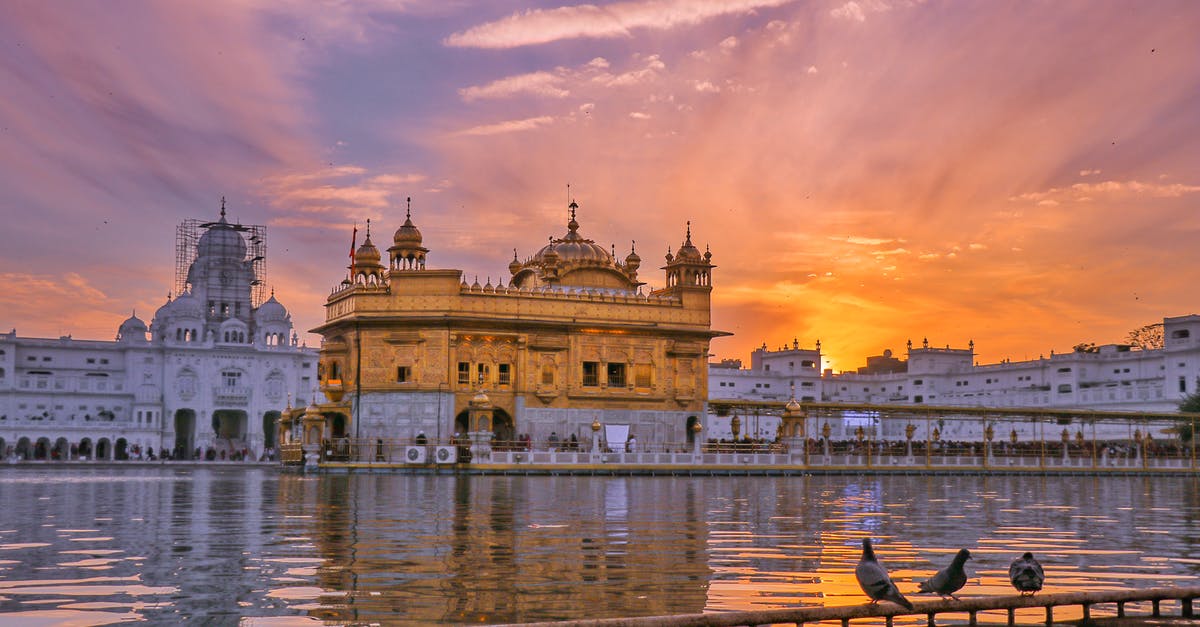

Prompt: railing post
xmin=1153 ymin=599 xmax=1161 ymax=617
xmin=1045 ymin=605 xmax=1053 ymax=627
xmin=928 ymin=613 xmax=937 ymax=627
xmin=1081 ymin=603 xmax=1090 ymax=622
xmin=1184 ymin=597 xmax=1194 ymax=618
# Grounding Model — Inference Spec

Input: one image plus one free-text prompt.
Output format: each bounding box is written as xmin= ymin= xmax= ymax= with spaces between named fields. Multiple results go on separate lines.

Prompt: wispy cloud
xmin=257 ymin=166 xmax=427 ymax=223
xmin=445 ymin=0 xmax=797 ymax=49
xmin=459 ymin=71 xmax=570 ymax=101
xmin=1010 ymin=179 xmax=1200 ymax=204
xmin=455 ymin=115 xmax=556 ymax=136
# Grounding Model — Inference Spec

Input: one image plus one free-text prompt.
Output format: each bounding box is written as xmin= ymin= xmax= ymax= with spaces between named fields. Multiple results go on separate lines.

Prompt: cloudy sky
xmin=2 ymin=0 xmax=1198 ymax=371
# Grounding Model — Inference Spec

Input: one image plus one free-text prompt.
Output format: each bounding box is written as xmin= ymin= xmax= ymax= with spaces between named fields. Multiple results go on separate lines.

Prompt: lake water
xmin=0 ymin=467 xmax=1197 ymax=625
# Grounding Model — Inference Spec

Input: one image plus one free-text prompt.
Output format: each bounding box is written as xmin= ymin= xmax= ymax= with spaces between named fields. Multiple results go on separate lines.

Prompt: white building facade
xmin=0 ymin=206 xmax=317 ymax=461
xmin=710 ymin=314 xmax=1200 ymax=413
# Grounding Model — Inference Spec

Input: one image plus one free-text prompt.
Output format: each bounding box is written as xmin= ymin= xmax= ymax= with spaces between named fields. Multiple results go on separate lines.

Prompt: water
xmin=0 ymin=467 xmax=1198 ymax=625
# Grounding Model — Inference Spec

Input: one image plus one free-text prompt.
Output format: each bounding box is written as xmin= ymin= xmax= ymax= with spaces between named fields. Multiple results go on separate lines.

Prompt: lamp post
xmin=855 ymin=424 xmax=866 ymax=466
xmin=690 ymin=419 xmax=702 ymax=456
xmin=731 ymin=415 xmax=741 ymax=450
xmin=591 ymin=417 xmax=602 ymax=454
xmin=822 ymin=421 xmax=831 ymax=460
xmin=1010 ymin=428 xmax=1018 ymax=466
xmin=905 ymin=423 xmax=915 ymax=462
xmin=984 ymin=423 xmax=995 ymax=467
xmin=1076 ymin=429 xmax=1087 ymax=468
xmin=1133 ymin=428 xmax=1142 ymax=466
xmin=930 ymin=427 xmax=940 ymax=469
xmin=1061 ymin=428 xmax=1070 ymax=464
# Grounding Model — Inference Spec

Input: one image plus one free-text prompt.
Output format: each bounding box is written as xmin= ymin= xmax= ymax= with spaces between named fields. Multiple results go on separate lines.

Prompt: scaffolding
xmin=174 ymin=219 xmax=268 ymax=307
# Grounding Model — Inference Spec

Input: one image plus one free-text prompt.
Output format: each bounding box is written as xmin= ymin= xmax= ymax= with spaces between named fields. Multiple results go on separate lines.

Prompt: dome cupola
xmin=389 ymin=197 xmax=429 ymax=271
xmin=352 ymin=219 xmax=387 ymax=286
xmin=196 ymin=198 xmax=248 ymax=262
xmin=117 ymin=311 xmax=148 ymax=343
xmin=254 ymin=291 xmax=290 ymax=323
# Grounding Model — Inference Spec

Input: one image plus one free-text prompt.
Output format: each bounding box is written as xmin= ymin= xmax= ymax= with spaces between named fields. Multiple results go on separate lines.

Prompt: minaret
xmin=352 ymin=219 xmax=387 ymax=286
xmin=660 ymin=221 xmax=714 ymax=292
xmin=389 ymin=197 xmax=429 ymax=271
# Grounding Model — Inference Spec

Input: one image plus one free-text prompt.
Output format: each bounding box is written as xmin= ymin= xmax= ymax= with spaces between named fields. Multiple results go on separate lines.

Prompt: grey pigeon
xmin=856 ymin=538 xmax=914 ymax=610
xmin=917 ymin=548 xmax=971 ymax=600
xmin=1009 ymin=552 xmax=1044 ymax=595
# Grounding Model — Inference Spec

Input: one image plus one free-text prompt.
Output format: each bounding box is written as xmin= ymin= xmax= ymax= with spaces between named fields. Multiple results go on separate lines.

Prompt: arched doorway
xmin=96 ymin=438 xmax=111 ymax=460
xmin=78 ymin=438 xmax=93 ymax=460
xmin=329 ymin=413 xmax=348 ymax=439
xmin=16 ymin=437 xmax=33 ymax=461
xmin=174 ymin=409 xmax=196 ymax=458
xmin=34 ymin=437 xmax=50 ymax=460
xmin=115 ymin=438 xmax=129 ymax=460
xmin=686 ymin=415 xmax=700 ymax=446
xmin=492 ymin=409 xmax=515 ymax=446
xmin=453 ymin=408 xmax=515 ymax=444
xmin=262 ymin=411 xmax=280 ymax=450
xmin=212 ymin=410 xmax=247 ymax=440
xmin=53 ymin=437 xmax=69 ymax=461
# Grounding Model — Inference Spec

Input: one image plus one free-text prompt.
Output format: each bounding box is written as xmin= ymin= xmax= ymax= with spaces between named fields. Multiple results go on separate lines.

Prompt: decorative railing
xmin=493 ymin=585 xmax=1200 ymax=627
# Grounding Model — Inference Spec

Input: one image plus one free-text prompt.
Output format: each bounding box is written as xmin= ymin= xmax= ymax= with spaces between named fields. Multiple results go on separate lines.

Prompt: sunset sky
xmin=2 ymin=1 xmax=1199 ymax=372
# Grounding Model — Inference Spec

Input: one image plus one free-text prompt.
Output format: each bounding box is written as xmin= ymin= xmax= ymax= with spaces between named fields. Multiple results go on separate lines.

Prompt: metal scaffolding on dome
xmin=174 ymin=218 xmax=268 ymax=307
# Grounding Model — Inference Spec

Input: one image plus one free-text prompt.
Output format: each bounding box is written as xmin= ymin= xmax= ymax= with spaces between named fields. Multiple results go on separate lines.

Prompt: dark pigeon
xmin=1009 ymin=552 xmax=1045 ymax=595
xmin=917 ymin=548 xmax=972 ymax=600
xmin=856 ymin=538 xmax=914 ymax=610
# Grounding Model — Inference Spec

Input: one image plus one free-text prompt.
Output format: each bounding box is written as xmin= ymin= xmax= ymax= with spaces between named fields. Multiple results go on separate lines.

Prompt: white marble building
xmin=710 ymin=314 xmax=1200 ymax=413
xmin=0 ymin=205 xmax=317 ymax=461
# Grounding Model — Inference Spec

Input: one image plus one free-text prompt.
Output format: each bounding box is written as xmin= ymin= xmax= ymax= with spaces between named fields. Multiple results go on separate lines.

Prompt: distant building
xmin=302 ymin=200 xmax=725 ymax=452
xmin=709 ymin=315 xmax=1200 ymax=413
xmin=0 ymin=202 xmax=317 ymax=461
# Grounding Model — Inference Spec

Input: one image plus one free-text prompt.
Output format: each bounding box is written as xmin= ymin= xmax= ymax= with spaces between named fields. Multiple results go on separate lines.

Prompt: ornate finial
xmin=220 ymin=196 xmax=227 ymax=220
xmin=631 ymin=240 xmax=636 ymax=253
xmin=685 ymin=220 xmax=692 ymax=244
xmin=270 ymin=286 xmax=276 ymax=297
xmin=365 ymin=218 xmax=371 ymax=239
xmin=512 ymin=248 xmax=518 ymax=261
xmin=406 ymin=196 xmax=411 ymax=220
xmin=611 ymin=243 xmax=615 ymax=258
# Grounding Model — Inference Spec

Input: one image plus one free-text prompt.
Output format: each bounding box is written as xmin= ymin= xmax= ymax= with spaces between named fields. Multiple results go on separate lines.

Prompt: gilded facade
xmin=307 ymin=200 xmax=726 ymax=450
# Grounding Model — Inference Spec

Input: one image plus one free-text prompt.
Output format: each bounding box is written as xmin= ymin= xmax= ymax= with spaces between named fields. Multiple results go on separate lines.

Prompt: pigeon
xmin=917 ymin=548 xmax=972 ymax=600
xmin=1009 ymin=552 xmax=1045 ymax=596
xmin=856 ymin=538 xmax=914 ymax=610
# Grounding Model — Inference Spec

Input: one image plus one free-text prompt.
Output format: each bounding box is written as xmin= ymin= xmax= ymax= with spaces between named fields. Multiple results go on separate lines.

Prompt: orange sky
xmin=2 ymin=1 xmax=1199 ymax=372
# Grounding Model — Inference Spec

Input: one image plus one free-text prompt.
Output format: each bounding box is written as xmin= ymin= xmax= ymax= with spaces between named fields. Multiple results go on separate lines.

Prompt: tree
xmin=1127 ymin=323 xmax=1164 ymax=350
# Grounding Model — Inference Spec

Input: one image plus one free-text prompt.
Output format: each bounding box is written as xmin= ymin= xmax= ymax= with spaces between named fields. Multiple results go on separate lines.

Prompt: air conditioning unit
xmin=434 ymin=446 xmax=457 ymax=464
xmin=404 ymin=446 xmax=427 ymax=464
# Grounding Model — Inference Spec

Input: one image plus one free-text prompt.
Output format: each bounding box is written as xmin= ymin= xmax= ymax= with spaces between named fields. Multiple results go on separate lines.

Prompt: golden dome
xmin=470 ymin=390 xmax=491 ymax=407
xmin=531 ymin=201 xmax=613 ymax=266
xmin=356 ymin=236 xmax=381 ymax=264
xmin=393 ymin=199 xmax=423 ymax=247
xmin=675 ymin=221 xmax=702 ymax=261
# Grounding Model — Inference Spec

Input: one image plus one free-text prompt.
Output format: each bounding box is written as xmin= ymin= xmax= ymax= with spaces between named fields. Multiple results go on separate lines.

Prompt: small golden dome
xmin=591 ymin=417 xmax=602 ymax=432
xmin=690 ymin=421 xmax=703 ymax=433
xmin=470 ymin=390 xmax=491 ymax=407
xmin=393 ymin=199 xmax=423 ymax=247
